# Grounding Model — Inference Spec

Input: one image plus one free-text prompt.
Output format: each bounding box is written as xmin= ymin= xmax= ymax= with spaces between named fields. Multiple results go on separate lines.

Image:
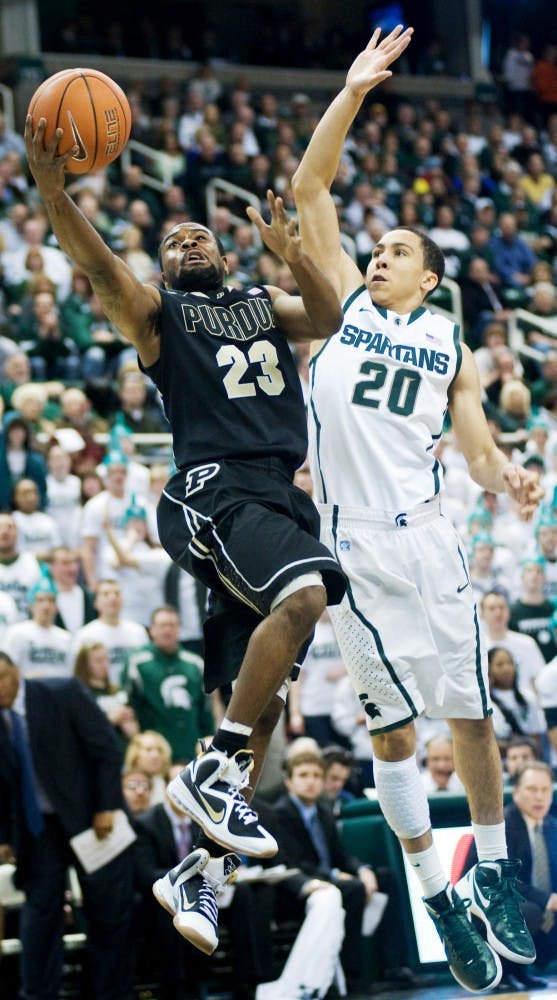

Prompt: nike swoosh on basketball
xmin=67 ymin=111 xmax=88 ymax=160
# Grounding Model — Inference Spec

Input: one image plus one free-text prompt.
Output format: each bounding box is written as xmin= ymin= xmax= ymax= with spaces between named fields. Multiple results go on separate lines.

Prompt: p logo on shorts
xmin=185 ymin=462 xmax=220 ymax=497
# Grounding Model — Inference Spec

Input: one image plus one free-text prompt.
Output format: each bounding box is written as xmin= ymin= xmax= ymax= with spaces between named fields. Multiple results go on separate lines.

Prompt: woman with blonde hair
xmin=124 ymin=730 xmax=172 ymax=804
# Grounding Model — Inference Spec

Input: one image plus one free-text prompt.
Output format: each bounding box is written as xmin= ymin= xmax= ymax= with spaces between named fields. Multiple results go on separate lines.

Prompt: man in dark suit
xmin=134 ymin=763 xmax=273 ymax=1000
xmin=272 ymin=746 xmax=410 ymax=992
xmin=0 ymin=649 xmax=135 ymax=1000
xmin=463 ymin=760 xmax=557 ymax=990
xmin=458 ymin=255 xmax=509 ymax=349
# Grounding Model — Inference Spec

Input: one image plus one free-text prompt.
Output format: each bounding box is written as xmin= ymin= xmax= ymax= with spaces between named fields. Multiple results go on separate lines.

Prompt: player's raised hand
xmin=501 ymin=463 xmax=545 ymax=521
xmin=25 ymin=115 xmax=78 ymax=199
xmin=246 ymin=189 xmax=303 ymax=265
xmin=346 ymin=24 xmax=414 ymax=98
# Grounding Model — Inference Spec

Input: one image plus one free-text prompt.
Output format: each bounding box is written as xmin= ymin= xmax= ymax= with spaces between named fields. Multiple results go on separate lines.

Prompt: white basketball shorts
xmin=318 ymin=499 xmax=492 ymax=734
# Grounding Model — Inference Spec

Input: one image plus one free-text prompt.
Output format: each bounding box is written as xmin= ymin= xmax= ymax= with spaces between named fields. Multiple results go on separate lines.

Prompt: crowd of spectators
xmin=2 ymin=30 xmax=557 ymax=996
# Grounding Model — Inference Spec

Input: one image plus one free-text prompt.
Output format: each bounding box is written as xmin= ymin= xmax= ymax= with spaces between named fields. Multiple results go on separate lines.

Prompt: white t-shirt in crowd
xmin=0 ymin=553 xmax=42 ymax=620
xmin=12 ymin=511 xmax=61 ymax=556
xmin=80 ymin=490 xmax=155 ymax=578
xmin=104 ymin=543 xmax=171 ymax=627
xmin=71 ymin=618 xmax=148 ymax=683
xmin=300 ymin=619 xmax=347 ymax=717
xmin=3 ymin=620 xmax=72 ymax=678
xmin=46 ymin=473 xmax=83 ymax=547
xmin=0 ymin=591 xmax=18 ymax=644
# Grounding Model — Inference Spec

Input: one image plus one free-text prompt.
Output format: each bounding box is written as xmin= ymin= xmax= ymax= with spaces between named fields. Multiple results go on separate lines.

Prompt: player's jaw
xmin=170 ymin=259 xmax=225 ymax=292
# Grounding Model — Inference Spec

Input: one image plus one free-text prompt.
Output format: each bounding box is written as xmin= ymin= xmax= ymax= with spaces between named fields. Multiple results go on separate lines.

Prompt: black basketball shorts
xmin=157 ymin=457 xmax=346 ymax=691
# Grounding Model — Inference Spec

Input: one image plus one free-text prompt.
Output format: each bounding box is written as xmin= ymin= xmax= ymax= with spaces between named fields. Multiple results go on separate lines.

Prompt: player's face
xmin=366 ymin=229 xmax=437 ymax=311
xmin=161 ymin=224 xmax=227 ymax=293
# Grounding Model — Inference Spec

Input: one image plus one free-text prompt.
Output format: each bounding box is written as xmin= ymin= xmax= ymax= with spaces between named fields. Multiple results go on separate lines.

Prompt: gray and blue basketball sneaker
xmin=456 ymin=860 xmax=536 ymax=963
xmin=166 ymin=747 xmax=278 ymax=858
xmin=424 ymin=885 xmax=502 ymax=993
xmin=153 ymin=848 xmax=241 ymax=956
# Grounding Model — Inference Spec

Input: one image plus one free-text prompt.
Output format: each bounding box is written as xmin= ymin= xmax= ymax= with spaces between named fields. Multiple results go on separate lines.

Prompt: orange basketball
xmin=28 ymin=68 xmax=131 ymax=175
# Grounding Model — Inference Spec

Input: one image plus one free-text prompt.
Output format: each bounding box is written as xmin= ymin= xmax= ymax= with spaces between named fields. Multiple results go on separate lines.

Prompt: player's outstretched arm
xmin=449 ymin=345 xmax=544 ymax=520
xmin=292 ymin=24 xmax=412 ymax=293
xmin=247 ymin=190 xmax=342 ymax=342
xmin=25 ymin=116 xmax=161 ymax=365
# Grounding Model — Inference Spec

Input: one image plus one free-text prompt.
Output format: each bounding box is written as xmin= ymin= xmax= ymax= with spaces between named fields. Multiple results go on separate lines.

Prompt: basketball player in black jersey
xmin=26 ymin=117 xmax=346 ymax=956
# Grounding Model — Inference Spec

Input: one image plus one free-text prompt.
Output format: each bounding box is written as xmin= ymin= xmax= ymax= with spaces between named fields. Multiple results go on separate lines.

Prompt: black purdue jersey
xmin=140 ymin=285 xmax=308 ymax=475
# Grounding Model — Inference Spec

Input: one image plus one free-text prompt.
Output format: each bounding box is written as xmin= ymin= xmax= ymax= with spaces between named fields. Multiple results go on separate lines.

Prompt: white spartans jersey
xmin=308 ymin=288 xmax=462 ymax=511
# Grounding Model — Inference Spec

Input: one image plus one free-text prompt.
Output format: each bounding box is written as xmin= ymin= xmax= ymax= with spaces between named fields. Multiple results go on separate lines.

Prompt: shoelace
xmin=228 ymin=785 xmax=259 ymax=824
xmin=483 ymin=873 xmax=528 ymax=931
xmin=439 ymin=897 xmax=487 ymax=965
xmin=196 ymin=879 xmax=219 ymax=922
xmin=202 ymin=866 xmax=233 ymax=899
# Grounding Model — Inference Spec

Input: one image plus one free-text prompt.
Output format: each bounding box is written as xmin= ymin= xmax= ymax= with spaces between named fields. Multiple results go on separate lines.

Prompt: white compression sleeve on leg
xmin=373 ymin=754 xmax=431 ymax=840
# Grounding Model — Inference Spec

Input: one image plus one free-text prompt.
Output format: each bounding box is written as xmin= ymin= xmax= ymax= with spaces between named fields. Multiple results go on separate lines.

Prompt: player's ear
xmin=421 ymin=269 xmax=438 ymax=295
xmin=222 ymin=255 xmax=228 ymax=275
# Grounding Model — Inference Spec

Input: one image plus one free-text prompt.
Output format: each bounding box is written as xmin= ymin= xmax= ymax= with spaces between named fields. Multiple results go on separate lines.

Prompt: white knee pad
xmin=373 ymin=754 xmax=431 ymax=840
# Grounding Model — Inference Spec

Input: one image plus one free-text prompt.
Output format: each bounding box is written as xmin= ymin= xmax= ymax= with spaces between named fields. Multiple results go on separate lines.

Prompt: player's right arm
xmin=292 ymin=25 xmax=413 ymax=300
xmin=449 ymin=343 xmax=543 ymax=519
xmin=25 ymin=117 xmax=161 ymax=367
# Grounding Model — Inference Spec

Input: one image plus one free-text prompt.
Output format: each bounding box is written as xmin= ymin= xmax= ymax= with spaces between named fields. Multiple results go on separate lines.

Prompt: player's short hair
xmin=158 ymin=224 xmax=226 ymax=272
xmin=397 ymin=225 xmax=446 ymax=287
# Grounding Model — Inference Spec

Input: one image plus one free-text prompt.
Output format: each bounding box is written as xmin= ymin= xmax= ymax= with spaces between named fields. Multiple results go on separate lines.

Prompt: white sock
xmin=472 ymin=822 xmax=507 ymax=862
xmin=219 ymin=717 xmax=253 ymax=738
xmin=407 ymin=844 xmax=448 ymax=899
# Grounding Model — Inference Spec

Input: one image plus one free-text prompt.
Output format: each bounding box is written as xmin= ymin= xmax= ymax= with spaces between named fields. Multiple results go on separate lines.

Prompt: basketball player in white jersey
xmin=288 ymin=24 xmax=543 ymax=994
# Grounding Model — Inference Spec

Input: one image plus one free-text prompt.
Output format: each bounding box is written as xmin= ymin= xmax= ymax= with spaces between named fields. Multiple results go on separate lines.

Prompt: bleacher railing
xmin=508 ymin=308 xmax=557 ymax=365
